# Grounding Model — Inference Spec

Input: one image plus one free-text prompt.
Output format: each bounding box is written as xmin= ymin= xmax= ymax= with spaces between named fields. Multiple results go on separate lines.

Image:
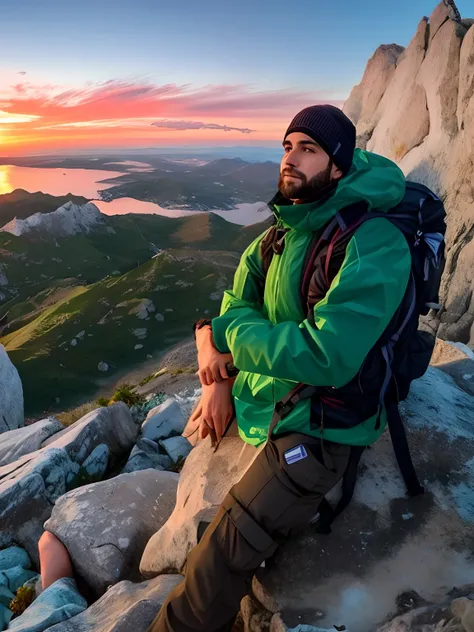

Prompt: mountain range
xmin=0 ymin=191 xmax=269 ymax=415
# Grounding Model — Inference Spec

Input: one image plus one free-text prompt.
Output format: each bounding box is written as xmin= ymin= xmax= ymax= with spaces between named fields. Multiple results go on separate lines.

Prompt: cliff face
xmin=344 ymin=1 xmax=474 ymax=346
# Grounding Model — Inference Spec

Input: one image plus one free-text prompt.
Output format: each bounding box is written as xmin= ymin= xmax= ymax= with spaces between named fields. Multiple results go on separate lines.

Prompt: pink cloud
xmin=2 ymin=78 xmax=342 ymax=127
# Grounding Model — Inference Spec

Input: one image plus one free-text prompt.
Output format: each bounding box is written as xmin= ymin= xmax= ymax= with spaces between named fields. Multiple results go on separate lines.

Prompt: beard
xmin=278 ymin=161 xmax=334 ymax=202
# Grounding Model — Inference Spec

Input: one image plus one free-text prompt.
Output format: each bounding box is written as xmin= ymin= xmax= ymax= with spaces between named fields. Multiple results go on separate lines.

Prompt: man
xmin=148 ymin=105 xmax=411 ymax=632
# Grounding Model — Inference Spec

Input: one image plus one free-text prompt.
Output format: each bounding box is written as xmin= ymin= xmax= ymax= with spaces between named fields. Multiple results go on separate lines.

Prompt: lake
xmin=0 ymin=164 xmax=272 ymax=226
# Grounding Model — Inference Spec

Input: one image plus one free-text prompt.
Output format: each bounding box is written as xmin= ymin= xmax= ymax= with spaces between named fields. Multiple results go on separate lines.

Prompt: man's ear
xmin=331 ymin=163 xmax=344 ymax=180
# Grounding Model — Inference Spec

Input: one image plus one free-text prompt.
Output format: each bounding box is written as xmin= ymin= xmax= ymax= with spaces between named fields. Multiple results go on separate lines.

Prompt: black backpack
xmin=263 ymin=182 xmax=446 ymax=531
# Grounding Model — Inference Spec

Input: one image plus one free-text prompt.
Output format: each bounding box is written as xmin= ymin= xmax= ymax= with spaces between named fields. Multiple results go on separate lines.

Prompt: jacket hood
xmin=271 ymin=148 xmax=406 ymax=232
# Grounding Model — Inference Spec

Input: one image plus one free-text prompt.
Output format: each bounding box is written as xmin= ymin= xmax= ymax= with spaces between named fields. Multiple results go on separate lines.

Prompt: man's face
xmin=279 ymin=132 xmax=343 ymax=203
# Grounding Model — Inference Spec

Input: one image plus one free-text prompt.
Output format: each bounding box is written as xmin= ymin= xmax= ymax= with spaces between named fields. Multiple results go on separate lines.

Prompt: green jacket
xmin=212 ymin=149 xmax=411 ymax=447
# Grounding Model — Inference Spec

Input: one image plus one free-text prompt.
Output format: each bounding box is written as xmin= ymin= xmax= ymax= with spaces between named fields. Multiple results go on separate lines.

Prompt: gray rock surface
xmin=159 ymin=436 xmax=193 ymax=464
xmin=0 ymin=417 xmax=62 ymax=467
xmin=0 ymin=343 xmax=24 ymax=433
xmin=0 ymin=403 xmax=138 ymax=562
xmin=344 ymin=1 xmax=474 ymax=345
xmin=141 ymin=398 xmax=185 ymax=442
xmin=121 ymin=439 xmax=173 ymax=474
xmin=45 ymin=469 xmax=179 ymax=595
xmin=46 ymin=575 xmax=182 ymax=632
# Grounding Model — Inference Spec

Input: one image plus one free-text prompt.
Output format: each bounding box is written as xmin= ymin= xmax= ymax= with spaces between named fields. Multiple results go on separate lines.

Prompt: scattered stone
xmin=45 ymin=575 xmax=182 ymax=632
xmin=70 ymin=443 xmax=110 ymax=488
xmin=45 ymin=470 xmax=179 ymax=595
xmin=121 ymin=439 xmax=173 ymax=474
xmin=0 ymin=404 xmax=138 ymax=563
xmin=141 ymin=399 xmax=185 ymax=442
xmin=76 ymin=331 xmax=86 ymax=340
xmin=0 ymin=417 xmax=62 ymax=467
xmin=0 ymin=343 xmax=24 ymax=433
xmin=70 ymin=339 xmax=77 ymax=347
xmin=158 ymin=436 xmax=192 ymax=464
xmin=132 ymin=328 xmax=147 ymax=339
xmin=135 ymin=344 xmax=144 ymax=350
xmin=155 ymin=313 xmax=165 ymax=322
xmin=97 ymin=361 xmax=109 ymax=372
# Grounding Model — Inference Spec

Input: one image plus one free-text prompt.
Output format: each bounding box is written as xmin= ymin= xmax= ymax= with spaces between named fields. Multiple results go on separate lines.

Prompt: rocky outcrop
xmin=0 ymin=417 xmax=62 ymax=467
xmin=0 ymin=344 xmax=24 ymax=433
xmin=343 ymin=1 xmax=474 ymax=346
xmin=46 ymin=575 xmax=181 ymax=632
xmin=141 ymin=366 xmax=474 ymax=632
xmin=0 ymin=403 xmax=138 ymax=563
xmin=0 ymin=201 xmax=108 ymax=238
xmin=45 ymin=470 xmax=179 ymax=596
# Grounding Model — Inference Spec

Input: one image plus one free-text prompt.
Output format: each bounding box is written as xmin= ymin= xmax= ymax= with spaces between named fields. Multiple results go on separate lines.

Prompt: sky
xmin=0 ymin=0 xmax=471 ymax=155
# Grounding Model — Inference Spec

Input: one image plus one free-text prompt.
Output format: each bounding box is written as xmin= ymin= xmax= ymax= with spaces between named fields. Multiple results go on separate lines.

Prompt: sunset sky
xmin=0 ymin=0 xmax=471 ymax=155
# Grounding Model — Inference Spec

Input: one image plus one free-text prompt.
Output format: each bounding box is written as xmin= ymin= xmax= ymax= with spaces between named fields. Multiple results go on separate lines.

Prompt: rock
xmin=155 ymin=313 xmax=164 ymax=322
xmin=134 ymin=344 xmax=144 ymax=350
xmin=121 ymin=439 xmax=173 ymax=474
xmin=0 ymin=343 xmax=24 ymax=433
xmin=70 ymin=339 xmax=77 ymax=347
xmin=45 ymin=470 xmax=179 ymax=596
xmin=141 ymin=398 xmax=185 ymax=442
xmin=0 ymin=546 xmax=32 ymax=571
xmin=343 ymin=44 xmax=405 ymax=147
xmin=451 ymin=598 xmax=474 ymax=632
xmin=70 ymin=443 xmax=110 ymax=487
xmin=132 ymin=328 xmax=147 ymax=339
xmin=7 ymin=577 xmax=87 ymax=631
xmin=0 ymin=404 xmax=138 ymax=563
xmin=45 ymin=575 xmax=182 ymax=632
xmin=430 ymin=1 xmax=459 ymax=41
xmin=0 ymin=417 xmax=62 ymax=467
xmin=142 ymin=369 xmax=474 ymax=632
xmin=140 ymin=427 xmax=261 ymax=577
xmin=430 ymin=339 xmax=474 ymax=395
xmin=97 ymin=361 xmax=109 ymax=372
xmin=159 ymin=436 xmax=192 ymax=464
xmin=347 ymin=2 xmax=474 ymax=344
xmin=76 ymin=331 xmax=85 ymax=340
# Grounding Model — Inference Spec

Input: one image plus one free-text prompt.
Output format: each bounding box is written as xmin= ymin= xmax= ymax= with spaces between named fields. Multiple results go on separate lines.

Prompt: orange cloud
xmin=0 ymin=78 xmax=344 ymax=154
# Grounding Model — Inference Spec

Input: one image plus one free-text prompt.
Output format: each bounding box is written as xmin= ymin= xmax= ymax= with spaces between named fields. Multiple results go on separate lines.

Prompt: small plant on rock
xmin=109 ymin=383 xmax=145 ymax=407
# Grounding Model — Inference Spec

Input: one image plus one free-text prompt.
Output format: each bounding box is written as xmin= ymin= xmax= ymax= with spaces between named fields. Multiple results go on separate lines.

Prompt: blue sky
xmin=1 ymin=0 xmax=472 ymax=96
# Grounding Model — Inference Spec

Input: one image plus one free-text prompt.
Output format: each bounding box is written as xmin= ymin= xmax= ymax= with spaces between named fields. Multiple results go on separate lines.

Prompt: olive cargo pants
xmin=147 ymin=432 xmax=350 ymax=632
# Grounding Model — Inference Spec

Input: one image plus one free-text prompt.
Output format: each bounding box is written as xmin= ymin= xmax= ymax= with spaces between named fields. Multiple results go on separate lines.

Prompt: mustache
xmin=281 ymin=168 xmax=305 ymax=179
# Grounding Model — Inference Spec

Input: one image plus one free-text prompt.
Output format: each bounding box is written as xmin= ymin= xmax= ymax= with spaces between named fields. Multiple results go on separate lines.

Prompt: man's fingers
xmin=219 ymin=363 xmax=229 ymax=380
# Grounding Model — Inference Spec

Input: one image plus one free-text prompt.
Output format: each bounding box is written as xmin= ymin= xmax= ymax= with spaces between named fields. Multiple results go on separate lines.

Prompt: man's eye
xmin=284 ymin=146 xmax=291 ymax=153
xmin=303 ymin=147 xmax=314 ymax=153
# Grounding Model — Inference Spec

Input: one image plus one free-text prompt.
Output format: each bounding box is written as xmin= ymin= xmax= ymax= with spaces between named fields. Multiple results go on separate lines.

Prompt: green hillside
xmin=2 ymin=249 xmax=240 ymax=416
xmin=0 ymin=189 xmax=88 ymax=225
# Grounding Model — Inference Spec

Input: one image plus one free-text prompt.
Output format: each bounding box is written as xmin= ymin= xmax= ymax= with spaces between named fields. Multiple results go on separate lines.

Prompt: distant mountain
xmin=0 ymin=189 xmax=88 ymax=225
xmin=1 ymin=201 xmax=107 ymax=237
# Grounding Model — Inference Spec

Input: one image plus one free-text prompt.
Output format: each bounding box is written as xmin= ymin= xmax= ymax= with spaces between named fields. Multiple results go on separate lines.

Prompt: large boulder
xmin=0 ymin=344 xmax=24 ymax=433
xmin=45 ymin=470 xmax=179 ymax=595
xmin=0 ymin=403 xmax=138 ymax=563
xmin=140 ymin=425 xmax=262 ymax=578
xmin=140 ymin=367 xmax=474 ymax=632
xmin=141 ymin=398 xmax=185 ymax=442
xmin=343 ymin=44 xmax=405 ymax=147
xmin=0 ymin=417 xmax=62 ymax=467
xmin=46 ymin=575 xmax=182 ymax=632
xmin=345 ymin=1 xmax=474 ymax=345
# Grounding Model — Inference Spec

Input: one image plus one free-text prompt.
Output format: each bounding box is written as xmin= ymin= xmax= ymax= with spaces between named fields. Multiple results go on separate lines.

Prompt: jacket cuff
xmin=211 ymin=315 xmax=231 ymax=353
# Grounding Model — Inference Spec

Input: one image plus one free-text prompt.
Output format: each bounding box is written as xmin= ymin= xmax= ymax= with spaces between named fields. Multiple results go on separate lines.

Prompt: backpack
xmin=262 ymin=181 xmax=446 ymax=532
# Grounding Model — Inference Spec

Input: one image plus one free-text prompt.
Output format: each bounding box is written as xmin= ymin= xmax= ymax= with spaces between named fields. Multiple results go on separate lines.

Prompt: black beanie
xmin=284 ymin=104 xmax=356 ymax=175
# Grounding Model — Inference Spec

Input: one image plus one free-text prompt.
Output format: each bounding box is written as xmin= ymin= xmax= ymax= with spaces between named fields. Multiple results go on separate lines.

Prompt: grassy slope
xmin=2 ymin=250 xmax=238 ymax=416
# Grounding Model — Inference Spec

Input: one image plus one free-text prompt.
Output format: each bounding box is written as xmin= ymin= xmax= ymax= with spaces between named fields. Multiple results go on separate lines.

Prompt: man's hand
xmin=196 ymin=325 xmax=233 ymax=386
xmin=199 ymin=379 xmax=234 ymax=445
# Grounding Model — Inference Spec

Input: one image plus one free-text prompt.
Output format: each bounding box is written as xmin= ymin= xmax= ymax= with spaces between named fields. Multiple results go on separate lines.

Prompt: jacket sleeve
xmin=211 ymin=232 xmax=267 ymax=353
xmin=222 ymin=218 xmax=411 ymax=386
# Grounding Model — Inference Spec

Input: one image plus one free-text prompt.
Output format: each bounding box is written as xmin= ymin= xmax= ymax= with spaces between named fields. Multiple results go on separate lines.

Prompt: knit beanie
xmin=284 ymin=105 xmax=356 ymax=175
